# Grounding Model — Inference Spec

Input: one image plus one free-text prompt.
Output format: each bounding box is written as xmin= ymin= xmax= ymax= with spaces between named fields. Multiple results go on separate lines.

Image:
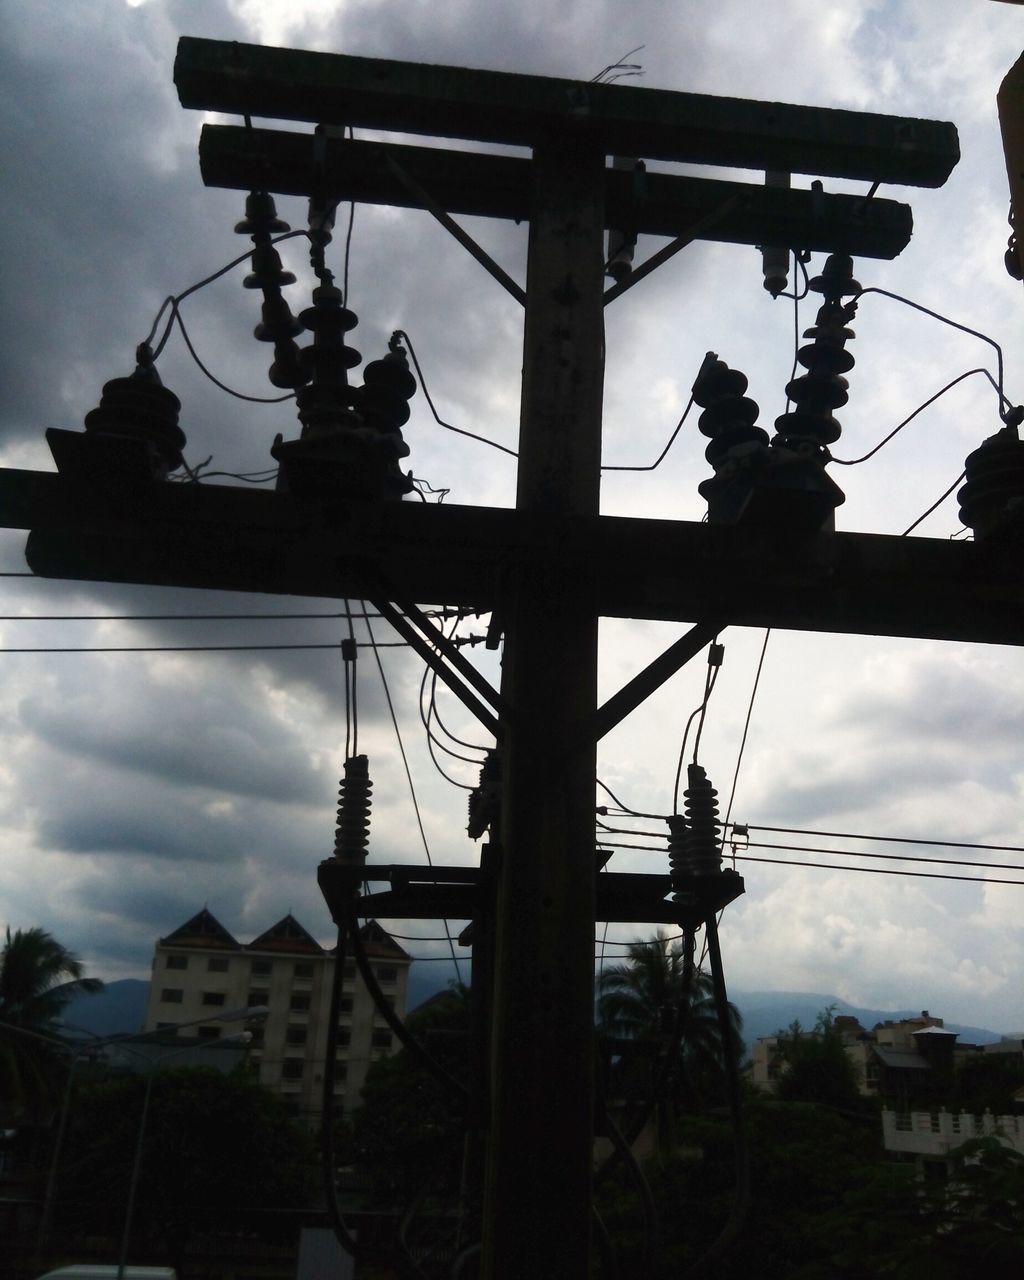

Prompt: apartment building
xmin=143 ymin=907 xmax=411 ymax=1126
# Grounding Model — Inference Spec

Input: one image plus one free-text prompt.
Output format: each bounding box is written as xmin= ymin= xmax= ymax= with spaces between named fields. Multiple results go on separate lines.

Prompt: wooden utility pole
xmin=485 ymin=138 xmax=606 ymax=1272
xmin=4 ymin=37 xmax=1007 ymax=1279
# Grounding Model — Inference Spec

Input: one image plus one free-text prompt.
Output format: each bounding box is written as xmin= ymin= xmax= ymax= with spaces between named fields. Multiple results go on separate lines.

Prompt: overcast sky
xmin=1 ymin=0 xmax=1023 ymax=1034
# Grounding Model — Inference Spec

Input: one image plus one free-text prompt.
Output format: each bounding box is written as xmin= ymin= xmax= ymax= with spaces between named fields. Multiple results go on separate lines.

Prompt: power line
xmin=746 ymin=823 xmax=1024 ymax=855
xmin=735 ymin=852 xmax=1022 ymax=887
xmin=0 ymin=642 xmax=409 ymax=654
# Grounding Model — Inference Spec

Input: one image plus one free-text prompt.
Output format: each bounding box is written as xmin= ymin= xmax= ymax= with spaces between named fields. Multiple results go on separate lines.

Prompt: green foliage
xmin=348 ymin=985 xmax=471 ymax=1206
xmin=57 ymin=1065 xmax=315 ymax=1256
xmin=951 ymin=1051 xmax=1024 ymax=1114
xmin=773 ymin=1004 xmax=872 ymax=1115
xmin=0 ymin=926 xmax=103 ymax=1120
xmin=597 ymin=931 xmax=743 ymax=1118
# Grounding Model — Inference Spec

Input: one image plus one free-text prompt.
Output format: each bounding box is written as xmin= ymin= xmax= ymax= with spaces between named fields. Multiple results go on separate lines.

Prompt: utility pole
xmin=6 ymin=36 xmax=1022 ymax=1278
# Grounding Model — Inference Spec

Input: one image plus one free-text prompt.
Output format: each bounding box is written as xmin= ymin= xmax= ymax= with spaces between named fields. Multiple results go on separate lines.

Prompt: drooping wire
xmin=346 ymin=901 xmax=470 ymax=1103
xmin=671 ymin=654 xmax=722 ymax=814
xmin=601 ymin=396 xmax=695 ymax=471
xmin=774 ymin=249 xmax=811 ymax=303
xmin=596 ymin=777 xmax=645 ymax=817
xmin=363 ymin=611 xmax=464 ymax=984
xmin=341 ymin=126 xmax=356 ymax=306
xmin=749 ymin=822 xmax=1024 ymax=854
xmin=853 ymin=285 xmax=1015 ymax=418
xmin=830 ymin=368 xmax=1003 ymax=466
xmin=722 ymin=630 xmax=770 ymax=836
xmin=171 ymin=306 xmax=295 ymax=404
xmin=901 ymin=470 xmax=967 ymax=536
xmin=394 ymin=330 xmax=519 ymax=459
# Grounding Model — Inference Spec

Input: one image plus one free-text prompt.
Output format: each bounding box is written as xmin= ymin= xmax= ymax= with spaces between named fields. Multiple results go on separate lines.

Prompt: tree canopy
xmin=0 ymin=925 xmax=103 ymax=1120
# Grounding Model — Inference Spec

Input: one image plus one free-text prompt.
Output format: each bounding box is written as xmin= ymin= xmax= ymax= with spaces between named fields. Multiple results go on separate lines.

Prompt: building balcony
xmin=882 ymin=1109 xmax=1024 ymax=1157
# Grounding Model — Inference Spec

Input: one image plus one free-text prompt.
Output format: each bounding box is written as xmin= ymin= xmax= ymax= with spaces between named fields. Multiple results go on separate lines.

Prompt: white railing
xmin=882 ymin=1109 xmax=1024 ymax=1156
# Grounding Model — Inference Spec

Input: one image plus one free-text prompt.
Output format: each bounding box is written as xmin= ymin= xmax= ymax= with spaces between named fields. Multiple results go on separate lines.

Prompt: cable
xmin=320 ymin=917 xmax=364 ymax=1265
xmin=0 ymin=642 xmax=408 ymax=654
xmin=364 ymin=612 xmax=464 ymax=984
xmin=722 ymin=630 xmax=770 ymax=835
xmin=853 ymin=286 xmax=1013 ymax=418
xmin=732 ymin=853 xmax=1022 ymax=886
xmin=395 ymin=331 xmax=519 ymax=459
xmin=595 ymin=778 xmax=645 ymax=817
xmin=146 ymin=229 xmax=310 ymax=355
xmin=672 ymin=651 xmax=722 ymax=813
xmin=901 ymin=470 xmax=966 ymax=535
xmin=601 ymin=395 xmax=695 ymax=471
xmin=684 ymin=912 xmax=749 ymax=1278
xmin=0 ymin=609 xmax=387 ymax=622
xmin=171 ymin=307 xmax=295 ymax=405
xmin=347 ymin=904 xmax=470 ymax=1104
xmin=744 ymin=838 xmax=1024 ymax=874
xmin=747 ymin=823 xmax=1024 ymax=854
xmin=830 ymin=368 xmax=1003 ymax=466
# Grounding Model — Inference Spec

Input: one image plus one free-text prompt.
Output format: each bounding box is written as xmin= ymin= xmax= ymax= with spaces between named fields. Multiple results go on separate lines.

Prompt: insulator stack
xmin=957 ymin=420 xmax=1024 ymax=542
xmin=693 ymin=355 xmax=768 ymax=482
xmin=772 ymin=253 xmax=860 ymax=458
xmin=235 ymin=191 xmax=306 ymax=390
xmin=467 ymin=750 xmax=502 ymax=840
xmin=334 ymin=754 xmax=372 ymax=865
xmin=294 ymin=287 xmax=363 ymax=437
xmin=357 ymin=336 xmax=417 ymax=436
xmin=83 ymin=343 xmax=185 ymax=479
xmin=669 ymin=765 xmax=722 ymax=891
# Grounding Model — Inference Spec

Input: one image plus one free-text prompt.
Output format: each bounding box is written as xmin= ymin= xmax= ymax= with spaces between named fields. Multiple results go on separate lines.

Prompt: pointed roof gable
xmin=161 ymin=908 xmax=241 ymax=950
xmin=247 ymin=913 xmax=324 ymax=955
xmin=358 ymin=919 xmax=412 ymax=962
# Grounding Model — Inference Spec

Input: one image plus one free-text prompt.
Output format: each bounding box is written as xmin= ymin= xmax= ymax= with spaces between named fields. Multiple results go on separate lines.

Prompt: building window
xmin=294 ymin=962 xmax=314 ymax=979
xmin=375 ymin=965 xmax=397 ymax=984
xmin=161 ymin=989 xmax=184 ymax=1003
xmin=338 ymin=997 xmax=353 ymax=1015
xmin=207 ymin=957 xmax=229 ymax=973
xmin=202 ymin=992 xmax=226 ymax=1007
xmin=343 ymin=963 xmax=356 ymax=981
xmin=248 ymin=990 xmax=269 ymax=1009
xmin=286 ymin=1026 xmax=307 ymax=1046
xmin=290 ymin=994 xmax=311 ymax=1012
xmin=336 ymin=1028 xmax=351 ymax=1048
xmin=155 ymin=1022 xmax=177 ymax=1031
xmin=282 ymin=1060 xmax=304 ymax=1080
xmin=166 ymin=954 xmax=188 ymax=970
xmin=251 ymin=959 xmax=272 ymax=977
xmin=372 ymin=1029 xmax=393 ymax=1049
xmin=249 ymin=1026 xmax=265 ymax=1047
xmin=197 ymin=1026 xmax=221 ymax=1040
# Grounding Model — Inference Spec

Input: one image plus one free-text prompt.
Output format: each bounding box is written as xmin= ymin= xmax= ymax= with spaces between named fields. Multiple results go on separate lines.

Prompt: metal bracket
xmin=382 ymin=150 xmax=528 ymax=306
xmin=369 ymin=592 xmax=507 ymax=740
xmin=593 ymin=620 xmax=723 ymax=741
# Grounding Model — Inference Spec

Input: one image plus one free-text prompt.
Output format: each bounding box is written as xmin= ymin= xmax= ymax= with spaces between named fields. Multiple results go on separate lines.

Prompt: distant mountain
xmin=61 ymin=977 xmax=149 ymax=1037
xmin=730 ymin=990 xmax=1004 ymax=1053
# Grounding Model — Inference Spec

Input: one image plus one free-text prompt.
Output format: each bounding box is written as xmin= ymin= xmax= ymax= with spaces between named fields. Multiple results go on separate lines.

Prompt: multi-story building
xmin=143 ymin=907 xmax=411 ymax=1126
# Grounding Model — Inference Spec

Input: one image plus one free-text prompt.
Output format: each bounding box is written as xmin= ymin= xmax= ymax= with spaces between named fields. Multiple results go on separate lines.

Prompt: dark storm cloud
xmin=17 ymin=670 xmax=324 ymax=803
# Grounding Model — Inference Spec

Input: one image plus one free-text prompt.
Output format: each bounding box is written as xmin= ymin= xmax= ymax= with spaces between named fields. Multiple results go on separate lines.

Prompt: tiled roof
xmin=160 ymin=908 xmax=241 ymax=950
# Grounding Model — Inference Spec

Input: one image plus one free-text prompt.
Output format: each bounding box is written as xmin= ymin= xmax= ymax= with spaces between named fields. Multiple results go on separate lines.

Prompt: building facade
xmin=143 ymin=908 xmax=411 ymax=1126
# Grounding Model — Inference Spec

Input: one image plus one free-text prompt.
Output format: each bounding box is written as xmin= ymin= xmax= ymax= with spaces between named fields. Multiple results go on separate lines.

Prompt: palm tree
xmin=0 ymin=927 xmax=103 ymax=1120
xmin=597 ymin=930 xmax=742 ymax=1151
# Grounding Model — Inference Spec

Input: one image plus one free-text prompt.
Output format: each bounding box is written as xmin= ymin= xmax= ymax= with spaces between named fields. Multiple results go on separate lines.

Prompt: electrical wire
xmin=671 ymin=655 xmax=721 ymax=813
xmin=320 ymin=916 xmax=364 ymax=1265
xmin=0 ymin=642 xmax=408 ymax=654
xmin=395 ymin=330 xmax=519 ymax=459
xmin=852 ymin=286 xmax=1014 ymax=418
xmin=601 ymin=395 xmax=695 ymax=471
xmin=171 ymin=306 xmax=295 ymax=404
xmin=364 ymin=612 xmax=464 ymax=984
xmin=684 ymin=912 xmax=749 ymax=1279
xmin=347 ymin=908 xmax=469 ymax=1103
xmin=596 ymin=778 xmax=646 ymax=817
xmin=830 ymin=368 xmax=1003 ymax=466
xmin=743 ymin=838 xmax=1024 ymax=874
xmin=734 ymin=853 xmax=1022 ymax=886
xmin=901 ymin=469 xmax=966 ymax=535
xmin=747 ymin=823 xmax=1024 ymax=854
xmin=722 ymin=629 xmax=770 ymax=835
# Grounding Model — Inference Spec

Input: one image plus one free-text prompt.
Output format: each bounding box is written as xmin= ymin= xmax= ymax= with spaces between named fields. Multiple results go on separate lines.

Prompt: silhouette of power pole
xmin=5 ymin=38 xmax=1019 ymax=1278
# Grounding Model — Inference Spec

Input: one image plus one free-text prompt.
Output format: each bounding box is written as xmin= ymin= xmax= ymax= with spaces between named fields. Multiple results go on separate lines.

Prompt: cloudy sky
xmin=1 ymin=0 xmax=1023 ymax=1033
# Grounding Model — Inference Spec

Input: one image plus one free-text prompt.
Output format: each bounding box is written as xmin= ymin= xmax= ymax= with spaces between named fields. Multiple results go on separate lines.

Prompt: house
xmin=143 ymin=908 xmax=411 ymax=1126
